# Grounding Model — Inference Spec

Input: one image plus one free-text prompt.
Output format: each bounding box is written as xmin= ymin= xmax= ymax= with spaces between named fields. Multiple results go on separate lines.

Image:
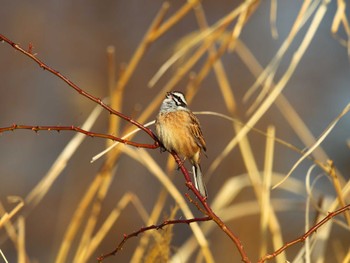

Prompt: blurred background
xmin=0 ymin=1 xmax=349 ymax=262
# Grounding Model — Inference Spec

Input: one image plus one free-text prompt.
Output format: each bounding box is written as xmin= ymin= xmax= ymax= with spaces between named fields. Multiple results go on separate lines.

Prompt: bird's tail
xmin=192 ymin=163 xmax=208 ymax=198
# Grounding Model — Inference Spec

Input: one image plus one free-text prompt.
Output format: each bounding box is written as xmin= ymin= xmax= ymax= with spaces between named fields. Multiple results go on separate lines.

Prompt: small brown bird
xmin=155 ymin=91 xmax=207 ymax=198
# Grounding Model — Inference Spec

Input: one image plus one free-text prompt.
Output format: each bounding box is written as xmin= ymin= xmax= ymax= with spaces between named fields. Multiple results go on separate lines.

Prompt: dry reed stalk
xmin=269 ymin=0 xmax=278 ymax=39
xmin=0 ymin=199 xmax=28 ymax=261
xmin=0 ymin=197 xmax=24 ymax=229
xmin=331 ymin=0 xmax=350 ymax=52
xmin=149 ymin=0 xmax=201 ymax=42
xmin=17 ymin=216 xmax=26 ymax=263
xmin=260 ymin=126 xmax=275 ymax=257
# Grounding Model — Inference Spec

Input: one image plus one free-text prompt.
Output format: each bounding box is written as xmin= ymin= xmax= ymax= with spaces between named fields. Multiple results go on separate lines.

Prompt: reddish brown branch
xmin=258 ymin=203 xmax=350 ymax=262
xmin=97 ymin=216 xmax=211 ymax=262
xmin=0 ymin=124 xmax=158 ymax=149
xmin=0 ymin=33 xmax=158 ymax=142
xmin=0 ymin=33 xmax=249 ymax=262
xmin=171 ymin=153 xmax=251 ymax=263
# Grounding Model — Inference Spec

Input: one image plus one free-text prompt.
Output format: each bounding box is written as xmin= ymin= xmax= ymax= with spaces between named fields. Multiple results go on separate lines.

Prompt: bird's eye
xmin=172 ymin=94 xmax=187 ymax=107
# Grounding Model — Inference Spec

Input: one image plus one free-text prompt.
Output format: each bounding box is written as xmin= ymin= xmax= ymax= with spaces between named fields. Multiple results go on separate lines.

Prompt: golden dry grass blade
xmin=342 ymin=249 xmax=350 ymax=263
xmin=0 ymin=249 xmax=8 ymax=263
xmin=0 ymin=199 xmax=30 ymax=262
xmin=0 ymin=202 xmax=18 ymax=245
xmin=270 ymin=0 xmax=278 ymax=39
xmin=0 ymin=196 xmax=24 ymax=229
xmin=331 ymin=0 xmax=346 ymax=35
xmin=106 ymin=46 xmax=119 ymax=142
xmin=331 ymin=0 xmax=350 ymax=53
xmin=325 ymin=161 xmax=350 ymax=226
xmin=304 ymin=166 xmax=318 ymax=263
xmin=311 ymin=197 xmax=334 ymax=262
xmin=228 ymin=2 xmax=250 ymax=51
xmin=305 ymin=165 xmax=323 ymax=211
xmin=323 ymin=181 xmax=350 ymax=231
xmin=149 ymin=0 xmax=201 ymax=42
xmin=90 ymin=120 xmax=155 ymax=163
xmin=260 ymin=126 xmax=275 ymax=257
xmin=120 ymin=146 xmax=215 ymax=263
xmin=25 ymin=105 xmax=103 ymax=208
xmin=273 ymin=103 xmax=350 ymax=189
xmin=107 ymin=46 xmax=116 ymax=96
xmin=262 ymin=129 xmax=285 ymax=263
xmin=268 ymin=209 xmax=286 ymax=263
xmin=17 ymin=216 xmax=26 ymax=263
xmin=303 ymin=167 xmax=348 ymax=232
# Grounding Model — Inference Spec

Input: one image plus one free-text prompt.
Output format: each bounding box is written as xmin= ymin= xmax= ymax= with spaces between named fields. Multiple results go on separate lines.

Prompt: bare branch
xmin=0 ymin=124 xmax=158 ymax=149
xmin=0 ymin=33 xmax=158 ymax=142
xmin=259 ymin=204 xmax=350 ymax=262
xmin=97 ymin=216 xmax=211 ymax=262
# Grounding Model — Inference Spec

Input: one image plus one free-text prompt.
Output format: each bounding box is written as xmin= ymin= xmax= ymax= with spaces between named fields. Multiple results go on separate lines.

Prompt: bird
xmin=155 ymin=91 xmax=208 ymax=198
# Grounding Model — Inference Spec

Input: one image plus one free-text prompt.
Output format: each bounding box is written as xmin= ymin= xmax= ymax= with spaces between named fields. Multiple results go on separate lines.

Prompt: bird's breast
xmin=156 ymin=111 xmax=200 ymax=160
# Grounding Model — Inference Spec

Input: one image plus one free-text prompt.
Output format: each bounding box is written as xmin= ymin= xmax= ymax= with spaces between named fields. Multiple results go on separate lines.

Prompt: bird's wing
xmin=189 ymin=113 xmax=207 ymax=152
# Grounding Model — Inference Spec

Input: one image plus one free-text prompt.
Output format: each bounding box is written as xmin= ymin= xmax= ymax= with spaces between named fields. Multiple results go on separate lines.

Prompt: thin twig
xmin=0 ymin=34 xmax=158 ymax=142
xmin=0 ymin=124 xmax=158 ymax=149
xmin=259 ymin=204 xmax=350 ymax=262
xmin=97 ymin=216 xmax=211 ymax=262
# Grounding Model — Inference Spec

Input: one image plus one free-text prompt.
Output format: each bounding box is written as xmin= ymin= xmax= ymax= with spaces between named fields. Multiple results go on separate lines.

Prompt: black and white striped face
xmin=167 ymin=91 xmax=187 ymax=107
xmin=160 ymin=91 xmax=189 ymax=113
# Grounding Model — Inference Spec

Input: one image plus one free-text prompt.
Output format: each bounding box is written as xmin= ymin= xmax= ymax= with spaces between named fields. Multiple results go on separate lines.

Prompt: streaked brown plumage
xmin=155 ymin=91 xmax=207 ymax=198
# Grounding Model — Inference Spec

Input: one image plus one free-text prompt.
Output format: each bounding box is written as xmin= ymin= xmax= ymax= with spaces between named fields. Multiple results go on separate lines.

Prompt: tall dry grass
xmin=0 ymin=1 xmax=349 ymax=262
